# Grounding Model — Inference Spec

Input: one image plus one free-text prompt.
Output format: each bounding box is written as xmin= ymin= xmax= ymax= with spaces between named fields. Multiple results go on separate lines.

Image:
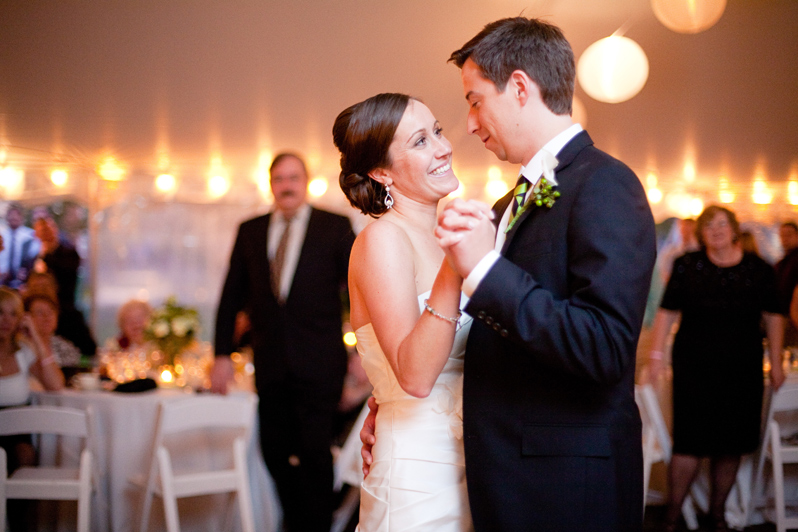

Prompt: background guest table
xmin=31 ymin=388 xmax=280 ymax=532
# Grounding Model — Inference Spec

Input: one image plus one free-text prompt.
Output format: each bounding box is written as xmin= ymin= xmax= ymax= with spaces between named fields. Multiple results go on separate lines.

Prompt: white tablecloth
xmin=32 ymin=388 xmax=281 ymax=532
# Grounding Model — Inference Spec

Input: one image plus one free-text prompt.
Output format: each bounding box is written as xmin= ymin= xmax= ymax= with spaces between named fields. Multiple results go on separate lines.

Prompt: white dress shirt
xmin=267 ymin=202 xmax=311 ymax=302
xmin=463 ymin=123 xmax=584 ymax=297
xmin=0 ymin=224 xmax=39 ymax=282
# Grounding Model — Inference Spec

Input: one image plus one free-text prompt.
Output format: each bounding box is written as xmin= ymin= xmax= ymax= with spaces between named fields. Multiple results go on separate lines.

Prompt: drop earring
xmin=384 ymin=184 xmax=394 ymax=209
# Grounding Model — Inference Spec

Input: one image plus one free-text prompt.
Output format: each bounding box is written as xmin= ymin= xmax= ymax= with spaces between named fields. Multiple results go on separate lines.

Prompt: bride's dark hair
xmin=333 ymin=93 xmax=413 ymax=217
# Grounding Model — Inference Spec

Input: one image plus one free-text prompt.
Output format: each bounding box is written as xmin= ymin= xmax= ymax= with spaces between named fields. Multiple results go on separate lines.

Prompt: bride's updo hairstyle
xmin=333 ymin=93 xmax=413 ymax=217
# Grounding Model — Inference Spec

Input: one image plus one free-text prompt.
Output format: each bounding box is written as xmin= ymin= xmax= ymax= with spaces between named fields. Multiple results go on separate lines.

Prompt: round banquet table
xmin=31 ymin=388 xmax=281 ymax=532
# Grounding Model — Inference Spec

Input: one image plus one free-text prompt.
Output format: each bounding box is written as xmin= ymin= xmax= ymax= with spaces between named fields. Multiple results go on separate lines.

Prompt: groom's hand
xmin=436 ymin=199 xmax=496 ymax=278
xmin=360 ymin=396 xmax=378 ymax=477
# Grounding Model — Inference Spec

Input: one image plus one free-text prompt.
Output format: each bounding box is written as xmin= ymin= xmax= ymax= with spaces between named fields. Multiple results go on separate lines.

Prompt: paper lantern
xmin=652 ymin=0 xmax=726 ymax=34
xmin=577 ymin=36 xmax=649 ymax=104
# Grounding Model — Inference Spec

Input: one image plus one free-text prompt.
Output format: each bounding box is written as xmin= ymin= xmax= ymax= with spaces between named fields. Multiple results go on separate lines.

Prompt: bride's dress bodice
xmin=354 ymin=292 xmax=473 ymax=532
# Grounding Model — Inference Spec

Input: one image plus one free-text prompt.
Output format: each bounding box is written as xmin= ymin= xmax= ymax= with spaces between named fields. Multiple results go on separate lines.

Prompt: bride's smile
xmin=377 ymin=100 xmax=459 ymax=206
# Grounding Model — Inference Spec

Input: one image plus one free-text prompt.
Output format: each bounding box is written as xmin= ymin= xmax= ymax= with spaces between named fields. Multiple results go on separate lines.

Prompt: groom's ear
xmin=508 ymin=70 xmax=535 ymax=107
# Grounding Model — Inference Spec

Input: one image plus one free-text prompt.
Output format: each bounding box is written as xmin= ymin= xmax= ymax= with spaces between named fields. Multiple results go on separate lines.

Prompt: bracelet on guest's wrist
xmin=423 ymin=299 xmax=461 ymax=329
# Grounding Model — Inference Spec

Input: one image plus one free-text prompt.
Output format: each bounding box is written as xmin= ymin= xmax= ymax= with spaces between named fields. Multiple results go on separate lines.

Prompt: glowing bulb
xmin=485 ymin=179 xmax=509 ymax=201
xmin=308 ymin=177 xmax=328 ymax=197
xmin=487 ymin=166 xmax=503 ymax=181
xmin=449 ymin=183 xmax=465 ymax=198
xmin=752 ymin=179 xmax=772 ymax=205
xmin=647 ymin=188 xmax=663 ymax=204
xmin=255 ymin=151 xmax=272 ymax=194
xmin=50 ymin=169 xmax=68 ymax=187
xmin=718 ymin=177 xmax=735 ymax=203
xmin=208 ymin=175 xmax=230 ymax=198
xmin=98 ymin=157 xmax=125 ymax=181
xmin=343 ymin=332 xmax=357 ymax=346
xmin=683 ymin=161 xmax=696 ymax=183
xmin=788 ymin=182 xmax=798 ymax=206
xmin=688 ymin=198 xmax=704 ymax=216
xmin=155 ymin=173 xmax=176 ymax=192
xmin=160 ymin=369 xmax=173 ymax=383
xmin=0 ymin=166 xmax=24 ymax=197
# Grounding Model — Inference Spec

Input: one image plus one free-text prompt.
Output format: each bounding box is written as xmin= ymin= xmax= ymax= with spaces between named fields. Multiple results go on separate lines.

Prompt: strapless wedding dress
xmin=354 ymin=292 xmax=473 ymax=532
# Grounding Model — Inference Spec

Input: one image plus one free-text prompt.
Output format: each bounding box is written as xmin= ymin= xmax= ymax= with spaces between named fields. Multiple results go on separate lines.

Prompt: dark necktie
xmin=511 ymin=175 xmax=530 ymax=218
xmin=270 ymin=217 xmax=293 ymax=303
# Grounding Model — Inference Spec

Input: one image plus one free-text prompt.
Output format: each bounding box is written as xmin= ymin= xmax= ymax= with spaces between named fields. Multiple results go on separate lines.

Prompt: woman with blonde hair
xmin=0 ymin=286 xmax=65 ymax=527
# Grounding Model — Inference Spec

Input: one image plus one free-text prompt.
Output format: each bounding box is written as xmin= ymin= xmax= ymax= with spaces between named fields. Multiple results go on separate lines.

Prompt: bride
xmin=333 ymin=93 xmax=474 ymax=531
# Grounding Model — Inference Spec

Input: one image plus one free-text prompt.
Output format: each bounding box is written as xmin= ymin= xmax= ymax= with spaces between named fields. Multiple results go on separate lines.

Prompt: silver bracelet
xmin=423 ymin=299 xmax=461 ymax=329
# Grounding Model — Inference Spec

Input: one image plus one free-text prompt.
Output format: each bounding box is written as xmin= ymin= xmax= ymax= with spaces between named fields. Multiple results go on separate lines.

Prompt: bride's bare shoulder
xmin=354 ymin=218 xmax=411 ymax=251
xmin=352 ymin=219 xmax=412 ymax=267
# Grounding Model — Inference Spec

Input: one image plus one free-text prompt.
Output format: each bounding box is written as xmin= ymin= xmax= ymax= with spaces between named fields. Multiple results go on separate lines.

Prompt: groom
xmin=358 ymin=16 xmax=656 ymax=530
xmin=435 ymin=17 xmax=656 ymax=531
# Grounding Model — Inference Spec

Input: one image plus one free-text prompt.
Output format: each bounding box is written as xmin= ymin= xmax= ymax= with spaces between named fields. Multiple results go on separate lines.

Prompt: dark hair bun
xmin=338 ymin=171 xmax=388 ymax=217
xmin=333 ymin=93 xmax=412 ymax=217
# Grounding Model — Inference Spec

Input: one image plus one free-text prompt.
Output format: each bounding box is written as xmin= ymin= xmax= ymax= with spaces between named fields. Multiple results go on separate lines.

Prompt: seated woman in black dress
xmin=648 ymin=205 xmax=785 ymax=532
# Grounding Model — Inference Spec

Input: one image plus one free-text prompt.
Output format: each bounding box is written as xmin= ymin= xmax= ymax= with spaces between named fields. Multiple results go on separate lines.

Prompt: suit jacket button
xmin=477 ymin=311 xmax=486 ymax=319
xmin=500 ymin=329 xmax=509 ymax=337
xmin=492 ymin=323 xmax=501 ymax=331
xmin=485 ymin=316 xmax=494 ymax=325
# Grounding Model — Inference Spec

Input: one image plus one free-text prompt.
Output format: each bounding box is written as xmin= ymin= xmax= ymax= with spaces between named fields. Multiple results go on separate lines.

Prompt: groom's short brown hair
xmin=449 ymin=17 xmax=575 ymax=116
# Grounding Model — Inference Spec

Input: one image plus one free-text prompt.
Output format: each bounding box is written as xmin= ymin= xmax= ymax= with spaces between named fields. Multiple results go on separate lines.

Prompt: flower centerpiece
xmin=144 ymin=296 xmax=201 ymax=366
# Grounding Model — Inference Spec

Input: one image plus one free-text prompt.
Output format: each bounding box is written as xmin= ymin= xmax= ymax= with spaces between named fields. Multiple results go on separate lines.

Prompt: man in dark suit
xmin=435 ymin=17 xmax=656 ymax=531
xmin=211 ymin=153 xmax=355 ymax=532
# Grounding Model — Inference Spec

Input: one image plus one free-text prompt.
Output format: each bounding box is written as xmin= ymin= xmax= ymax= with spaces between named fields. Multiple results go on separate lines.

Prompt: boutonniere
xmin=505 ymin=175 xmax=560 ymax=233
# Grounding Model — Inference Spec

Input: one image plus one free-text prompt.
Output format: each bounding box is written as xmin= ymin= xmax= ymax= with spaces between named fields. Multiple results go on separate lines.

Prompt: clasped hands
xmin=435 ymin=198 xmax=496 ymax=278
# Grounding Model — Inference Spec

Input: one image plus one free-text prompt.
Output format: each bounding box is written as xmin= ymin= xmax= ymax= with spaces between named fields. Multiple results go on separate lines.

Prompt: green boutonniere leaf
xmin=504 ymin=178 xmax=560 ymax=234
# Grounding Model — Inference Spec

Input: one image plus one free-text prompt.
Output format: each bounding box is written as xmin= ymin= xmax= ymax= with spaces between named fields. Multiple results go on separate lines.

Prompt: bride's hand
xmin=360 ymin=396 xmax=378 ymax=477
xmin=436 ymin=199 xmax=496 ymax=277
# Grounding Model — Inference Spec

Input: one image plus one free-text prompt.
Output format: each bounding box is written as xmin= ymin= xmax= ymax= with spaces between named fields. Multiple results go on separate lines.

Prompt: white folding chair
xmin=135 ymin=394 xmax=257 ymax=532
xmin=0 ymin=405 xmax=95 ymax=532
xmin=635 ymin=384 xmax=700 ymax=529
xmin=764 ymin=385 xmax=798 ymax=532
xmin=331 ymin=402 xmax=369 ymax=532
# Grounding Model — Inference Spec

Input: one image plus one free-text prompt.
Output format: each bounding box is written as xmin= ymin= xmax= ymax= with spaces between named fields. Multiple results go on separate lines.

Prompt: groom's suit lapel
xmin=500 ymin=131 xmax=594 ymax=255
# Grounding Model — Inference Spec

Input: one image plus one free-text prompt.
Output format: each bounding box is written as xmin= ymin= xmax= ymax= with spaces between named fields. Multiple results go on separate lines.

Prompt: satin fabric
xmin=354 ymin=292 xmax=473 ymax=532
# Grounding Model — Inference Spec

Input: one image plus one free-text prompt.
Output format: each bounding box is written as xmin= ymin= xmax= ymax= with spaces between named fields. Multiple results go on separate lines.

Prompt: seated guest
xmin=0 ymin=286 xmax=65 ymax=528
xmin=21 ymin=270 xmax=59 ymax=299
xmin=24 ymin=291 xmax=81 ymax=368
xmin=107 ymin=299 xmax=152 ymax=350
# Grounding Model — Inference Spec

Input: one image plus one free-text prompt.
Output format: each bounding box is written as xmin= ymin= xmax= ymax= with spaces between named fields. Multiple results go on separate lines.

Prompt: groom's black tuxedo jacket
xmin=215 ymin=207 xmax=355 ymax=395
xmin=463 ymin=131 xmax=656 ymax=531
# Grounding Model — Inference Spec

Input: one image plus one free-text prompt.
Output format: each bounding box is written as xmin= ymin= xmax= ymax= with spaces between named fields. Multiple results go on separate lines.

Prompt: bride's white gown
xmin=354 ymin=292 xmax=474 ymax=532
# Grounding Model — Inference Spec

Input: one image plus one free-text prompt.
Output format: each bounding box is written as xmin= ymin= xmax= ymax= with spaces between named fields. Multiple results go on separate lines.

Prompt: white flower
xmin=541 ymin=150 xmax=559 ymax=186
xmin=171 ymin=316 xmax=192 ymax=337
xmin=152 ymin=320 xmax=170 ymax=338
